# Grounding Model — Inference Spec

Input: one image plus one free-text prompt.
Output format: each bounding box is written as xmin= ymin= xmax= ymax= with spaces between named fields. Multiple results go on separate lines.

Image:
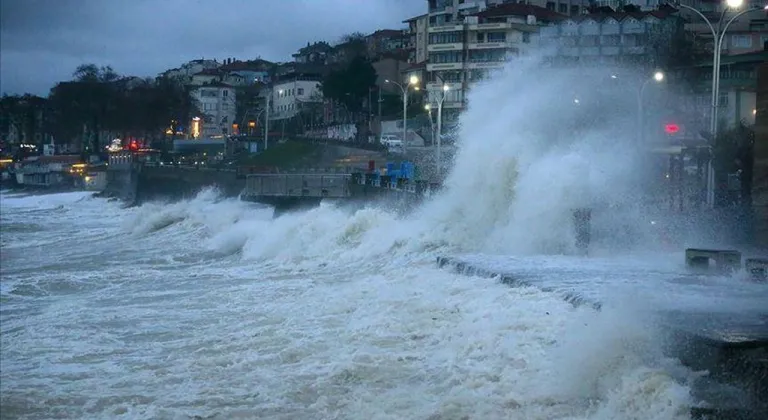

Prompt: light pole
xmin=432 ymin=83 xmax=450 ymax=179
xmin=264 ymin=88 xmax=271 ymax=152
xmin=671 ymin=0 xmax=765 ymax=208
xmin=385 ymin=75 xmax=419 ymax=154
xmin=637 ymin=70 xmax=665 ymax=145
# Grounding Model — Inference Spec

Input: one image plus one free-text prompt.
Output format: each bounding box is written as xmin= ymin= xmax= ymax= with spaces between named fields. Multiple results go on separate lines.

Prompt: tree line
xmin=1 ymin=64 xmax=200 ymax=157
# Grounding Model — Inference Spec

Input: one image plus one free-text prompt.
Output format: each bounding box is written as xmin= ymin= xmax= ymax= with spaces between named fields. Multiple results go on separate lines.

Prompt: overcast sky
xmin=0 ymin=0 xmax=424 ymax=96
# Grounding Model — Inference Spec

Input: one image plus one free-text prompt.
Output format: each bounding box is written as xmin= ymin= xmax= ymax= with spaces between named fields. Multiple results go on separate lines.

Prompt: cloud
xmin=0 ymin=0 xmax=424 ymax=95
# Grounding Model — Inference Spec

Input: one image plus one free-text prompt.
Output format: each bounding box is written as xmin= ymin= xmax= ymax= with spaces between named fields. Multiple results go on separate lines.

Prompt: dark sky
xmin=0 ymin=0 xmax=424 ymax=96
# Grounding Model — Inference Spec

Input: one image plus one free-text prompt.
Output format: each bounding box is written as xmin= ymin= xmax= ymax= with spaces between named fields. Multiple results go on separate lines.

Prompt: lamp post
xmin=264 ymin=89 xmax=271 ymax=152
xmin=637 ymin=70 xmax=665 ymax=145
xmin=433 ymin=83 xmax=449 ymax=179
xmin=671 ymin=0 xmax=765 ymax=208
xmin=385 ymin=75 xmax=419 ymax=154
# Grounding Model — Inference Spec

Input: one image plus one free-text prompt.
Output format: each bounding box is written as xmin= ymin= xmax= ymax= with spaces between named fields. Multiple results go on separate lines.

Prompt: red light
xmin=128 ymin=140 xmax=139 ymax=151
xmin=664 ymin=123 xmax=680 ymax=134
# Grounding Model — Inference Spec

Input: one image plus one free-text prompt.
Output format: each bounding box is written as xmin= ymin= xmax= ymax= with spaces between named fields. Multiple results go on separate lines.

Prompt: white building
xmin=425 ymin=2 xmax=562 ymax=111
xmin=190 ymin=82 xmax=236 ymax=137
xmin=269 ymin=77 xmax=323 ymax=121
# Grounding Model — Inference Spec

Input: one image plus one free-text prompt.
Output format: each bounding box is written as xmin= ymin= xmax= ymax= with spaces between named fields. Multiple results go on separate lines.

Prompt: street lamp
xmin=637 ymin=70 xmax=665 ymax=145
xmin=386 ymin=76 xmax=419 ymax=154
xmin=432 ymin=83 xmax=450 ymax=179
xmin=670 ymin=0 xmax=765 ymax=208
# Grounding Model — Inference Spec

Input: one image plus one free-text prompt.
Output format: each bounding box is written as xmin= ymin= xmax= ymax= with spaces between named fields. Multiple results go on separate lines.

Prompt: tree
xmin=321 ymin=56 xmax=377 ymax=113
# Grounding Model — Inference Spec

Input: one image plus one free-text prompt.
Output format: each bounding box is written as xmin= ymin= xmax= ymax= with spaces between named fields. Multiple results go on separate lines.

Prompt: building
xmin=680 ymin=1 xmax=768 ymax=55
xmin=425 ymin=3 xmax=563 ymax=111
xmin=404 ymin=14 xmax=430 ymax=64
xmin=365 ymin=29 xmax=408 ymax=59
xmin=539 ymin=9 xmax=683 ymax=70
xmin=190 ymin=83 xmax=237 ymax=137
xmin=159 ymin=59 xmax=220 ymax=84
xmin=269 ymin=74 xmax=323 ymax=122
xmin=292 ymin=42 xmax=335 ymax=65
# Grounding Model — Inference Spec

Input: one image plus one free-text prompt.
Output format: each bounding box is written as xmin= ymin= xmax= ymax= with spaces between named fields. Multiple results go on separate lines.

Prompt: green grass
xmin=235 ymin=141 xmax=321 ymax=168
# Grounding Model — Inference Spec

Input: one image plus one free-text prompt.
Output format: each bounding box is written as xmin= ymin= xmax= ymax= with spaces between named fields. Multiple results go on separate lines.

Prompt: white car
xmin=380 ymin=134 xmax=403 ymax=148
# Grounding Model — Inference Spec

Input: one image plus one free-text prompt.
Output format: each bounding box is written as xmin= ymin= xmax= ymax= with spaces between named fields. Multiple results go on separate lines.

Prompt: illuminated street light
xmin=386 ymin=76 xmax=421 ymax=154
xmin=637 ymin=70 xmax=665 ymax=144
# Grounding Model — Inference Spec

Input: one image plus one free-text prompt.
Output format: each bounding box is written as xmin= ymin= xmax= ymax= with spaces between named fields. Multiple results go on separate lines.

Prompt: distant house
xmin=190 ymin=82 xmax=237 ymax=137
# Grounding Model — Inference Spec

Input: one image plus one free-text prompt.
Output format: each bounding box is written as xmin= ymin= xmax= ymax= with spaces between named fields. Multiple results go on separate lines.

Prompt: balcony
xmin=467 ymin=22 xmax=511 ymax=31
xmin=467 ymin=41 xmax=509 ymax=50
xmin=427 ymin=82 xmax=462 ymax=91
xmin=466 ymin=62 xmax=505 ymax=70
xmin=428 ymin=42 xmax=464 ymax=52
xmin=428 ymin=24 xmax=465 ymax=33
xmin=427 ymin=62 xmax=466 ymax=71
xmin=429 ymin=6 xmax=454 ymax=15
xmin=624 ymin=46 xmax=646 ymax=54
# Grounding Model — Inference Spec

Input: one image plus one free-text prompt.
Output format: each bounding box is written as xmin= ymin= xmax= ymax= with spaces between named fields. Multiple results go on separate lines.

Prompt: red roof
xmin=474 ymin=4 xmax=566 ymax=22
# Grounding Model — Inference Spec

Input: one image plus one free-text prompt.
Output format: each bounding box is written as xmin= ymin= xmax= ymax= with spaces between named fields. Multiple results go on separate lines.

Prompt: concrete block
xmin=745 ymin=258 xmax=768 ymax=281
xmin=685 ymin=248 xmax=742 ymax=273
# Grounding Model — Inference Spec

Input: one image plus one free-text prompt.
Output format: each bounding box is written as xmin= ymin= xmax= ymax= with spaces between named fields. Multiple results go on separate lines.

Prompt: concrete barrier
xmin=746 ymin=258 xmax=768 ymax=281
xmin=685 ymin=248 xmax=742 ymax=274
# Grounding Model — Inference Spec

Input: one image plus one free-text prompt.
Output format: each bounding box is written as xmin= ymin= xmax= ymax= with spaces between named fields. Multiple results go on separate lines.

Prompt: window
xmin=486 ymin=32 xmax=506 ymax=43
xmin=222 ymin=90 xmax=228 ymax=97
xmin=222 ymin=103 xmax=229 ymax=110
xmin=429 ymin=31 xmax=463 ymax=44
xmin=571 ymin=5 xmax=579 ymax=15
xmin=201 ymin=89 xmax=217 ymax=97
xmin=546 ymin=2 xmax=555 ymax=11
xmin=559 ymin=3 xmax=568 ymax=13
xmin=297 ymin=88 xmax=305 ymax=95
xmin=428 ymin=51 xmax=463 ymax=63
xmin=731 ymin=35 xmax=752 ymax=49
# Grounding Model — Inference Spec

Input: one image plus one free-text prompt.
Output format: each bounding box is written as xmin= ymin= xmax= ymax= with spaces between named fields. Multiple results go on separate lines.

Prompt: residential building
xmin=680 ymin=1 xmax=768 ymax=55
xmin=676 ymin=49 xmax=766 ymax=133
xmin=365 ymin=29 xmax=408 ymax=58
xmin=159 ymin=59 xmax=220 ymax=84
xmin=292 ymin=42 xmax=335 ymax=65
xmin=425 ymin=3 xmax=563 ymax=111
xmin=373 ymin=57 xmax=411 ymax=93
xmin=269 ymin=74 xmax=323 ymax=122
xmin=539 ymin=9 xmax=682 ymax=69
xmin=219 ymin=58 xmax=273 ymax=85
xmin=190 ymin=83 xmax=236 ymax=137
xmin=404 ymin=14 xmax=430 ymax=63
xmin=190 ymin=69 xmax=222 ymax=86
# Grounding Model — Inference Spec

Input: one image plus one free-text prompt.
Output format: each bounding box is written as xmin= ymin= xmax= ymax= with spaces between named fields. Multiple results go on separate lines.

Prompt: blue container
xmin=386 ymin=163 xmax=395 ymax=174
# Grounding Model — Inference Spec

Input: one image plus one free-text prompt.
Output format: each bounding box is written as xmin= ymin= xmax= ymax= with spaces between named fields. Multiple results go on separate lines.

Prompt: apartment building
xmin=404 ymin=14 xmax=430 ymax=63
xmin=190 ymin=83 xmax=236 ymax=138
xmin=269 ymin=74 xmax=323 ymax=121
xmin=425 ymin=2 xmax=563 ymax=110
xmin=539 ymin=9 xmax=681 ymax=69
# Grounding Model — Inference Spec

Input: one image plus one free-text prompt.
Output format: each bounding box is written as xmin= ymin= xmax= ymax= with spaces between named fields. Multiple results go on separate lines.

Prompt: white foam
xmin=0 ymin=56 xmax=706 ymax=419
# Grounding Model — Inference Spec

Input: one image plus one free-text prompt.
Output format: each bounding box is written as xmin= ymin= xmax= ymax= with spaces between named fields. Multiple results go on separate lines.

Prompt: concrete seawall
xmin=137 ymin=165 xmax=244 ymax=203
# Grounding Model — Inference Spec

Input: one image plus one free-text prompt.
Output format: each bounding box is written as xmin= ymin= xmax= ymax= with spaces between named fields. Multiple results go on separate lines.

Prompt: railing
xmin=244 ymin=173 xmax=352 ymax=198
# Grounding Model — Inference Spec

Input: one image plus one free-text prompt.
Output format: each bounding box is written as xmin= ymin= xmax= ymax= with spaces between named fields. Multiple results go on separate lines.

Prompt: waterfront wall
xmin=136 ymin=165 xmax=244 ymax=203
